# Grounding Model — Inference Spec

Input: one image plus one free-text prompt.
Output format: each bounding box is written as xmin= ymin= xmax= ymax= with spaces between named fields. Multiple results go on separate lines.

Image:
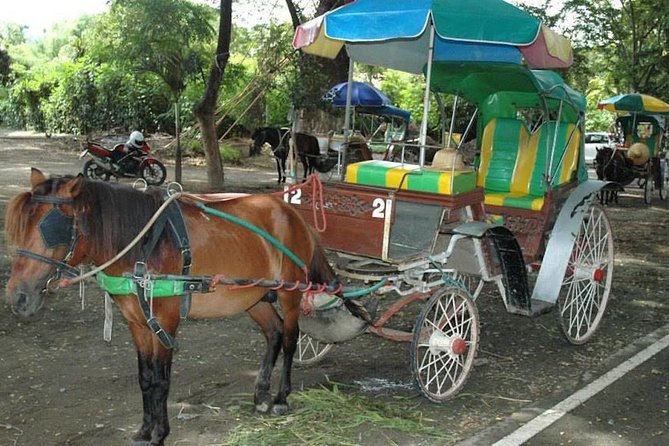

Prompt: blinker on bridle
xmin=15 ymin=189 xmax=81 ymax=285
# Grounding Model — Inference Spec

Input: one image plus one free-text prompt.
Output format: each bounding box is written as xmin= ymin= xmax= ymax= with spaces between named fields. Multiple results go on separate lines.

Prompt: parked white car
xmin=584 ymin=132 xmax=615 ymax=166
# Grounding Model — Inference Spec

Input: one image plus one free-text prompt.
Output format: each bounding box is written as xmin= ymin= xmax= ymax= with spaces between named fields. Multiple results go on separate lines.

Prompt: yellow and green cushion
xmin=346 ymin=160 xmax=477 ymax=195
xmin=529 ymin=121 xmax=580 ymax=190
xmin=478 ymin=118 xmax=580 ymax=211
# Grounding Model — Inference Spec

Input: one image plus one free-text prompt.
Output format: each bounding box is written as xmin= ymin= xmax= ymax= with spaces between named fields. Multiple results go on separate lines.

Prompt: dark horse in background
xmin=253 ymin=127 xmax=373 ymax=183
xmin=294 ymin=132 xmax=373 ymax=181
xmin=5 ymin=169 xmax=370 ymax=445
xmin=251 ymin=127 xmax=291 ymax=183
xmin=594 ymin=146 xmax=632 ymax=204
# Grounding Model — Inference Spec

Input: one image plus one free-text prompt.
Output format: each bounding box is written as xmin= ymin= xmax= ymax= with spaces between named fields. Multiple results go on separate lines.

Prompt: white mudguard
xmin=531 ymin=180 xmax=609 ymax=304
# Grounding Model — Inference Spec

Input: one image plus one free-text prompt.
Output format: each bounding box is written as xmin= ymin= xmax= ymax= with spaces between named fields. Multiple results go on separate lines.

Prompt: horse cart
xmin=4 ymin=5 xmax=615 ymax=443
xmin=595 ymin=93 xmax=669 ymax=204
xmin=285 ymin=61 xmax=614 ymax=401
xmin=288 ymin=0 xmax=615 ymax=402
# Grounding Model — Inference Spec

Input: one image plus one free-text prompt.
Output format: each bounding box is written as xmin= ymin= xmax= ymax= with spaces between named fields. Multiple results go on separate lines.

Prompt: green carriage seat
xmin=345 ymin=160 xmax=477 ymax=195
xmin=477 ymin=118 xmax=581 ymax=211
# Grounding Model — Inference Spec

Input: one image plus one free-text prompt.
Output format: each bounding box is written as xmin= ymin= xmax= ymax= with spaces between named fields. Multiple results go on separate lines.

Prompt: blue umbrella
xmin=323 ymin=81 xmax=391 ymax=107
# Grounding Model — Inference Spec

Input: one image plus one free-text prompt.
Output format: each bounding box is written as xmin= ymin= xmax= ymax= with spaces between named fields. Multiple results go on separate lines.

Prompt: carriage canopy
xmin=597 ymin=93 xmax=669 ymax=115
xmin=293 ymin=0 xmax=573 ymax=71
xmin=429 ymin=62 xmax=585 ymax=125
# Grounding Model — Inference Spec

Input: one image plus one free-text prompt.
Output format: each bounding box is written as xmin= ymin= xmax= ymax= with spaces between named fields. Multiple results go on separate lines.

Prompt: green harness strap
xmin=97 ymin=271 xmax=185 ymax=298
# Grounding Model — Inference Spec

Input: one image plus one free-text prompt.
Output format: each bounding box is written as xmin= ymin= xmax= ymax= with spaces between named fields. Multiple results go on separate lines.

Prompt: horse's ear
xmin=63 ymin=174 xmax=85 ymax=198
xmin=30 ymin=168 xmax=46 ymax=188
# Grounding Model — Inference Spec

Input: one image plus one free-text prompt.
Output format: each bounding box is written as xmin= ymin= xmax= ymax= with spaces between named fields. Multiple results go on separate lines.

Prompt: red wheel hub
xmin=593 ymin=268 xmax=605 ymax=282
xmin=451 ymin=338 xmax=467 ymax=355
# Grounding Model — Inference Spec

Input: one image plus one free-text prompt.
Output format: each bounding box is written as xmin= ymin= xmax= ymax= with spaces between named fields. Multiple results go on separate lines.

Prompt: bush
xmin=179 ymin=136 xmax=204 ymax=156
xmin=220 ymin=144 xmax=242 ymax=165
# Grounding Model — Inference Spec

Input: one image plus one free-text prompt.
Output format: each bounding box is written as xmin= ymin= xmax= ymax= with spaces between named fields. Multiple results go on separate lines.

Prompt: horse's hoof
xmin=131 ymin=432 xmax=151 ymax=446
xmin=255 ymin=401 xmax=271 ymax=414
xmin=271 ymin=403 xmax=289 ymax=416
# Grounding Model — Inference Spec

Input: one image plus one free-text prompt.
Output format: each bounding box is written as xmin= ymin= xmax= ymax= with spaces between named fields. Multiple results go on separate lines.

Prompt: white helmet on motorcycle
xmin=127 ymin=131 xmax=145 ymax=150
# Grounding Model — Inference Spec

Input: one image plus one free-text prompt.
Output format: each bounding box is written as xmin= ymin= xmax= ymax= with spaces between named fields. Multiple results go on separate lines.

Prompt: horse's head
xmin=5 ymin=168 xmax=84 ymax=318
xmin=594 ymin=146 xmax=613 ymax=181
xmin=251 ymin=127 xmax=269 ymax=155
xmin=251 ymin=127 xmax=290 ymax=158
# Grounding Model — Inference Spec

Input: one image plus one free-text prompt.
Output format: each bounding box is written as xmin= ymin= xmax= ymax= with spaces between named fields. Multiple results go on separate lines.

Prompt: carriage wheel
xmin=659 ymin=159 xmax=667 ymax=201
xmin=452 ymin=272 xmax=485 ymax=300
xmin=557 ymin=204 xmax=613 ymax=345
xmin=294 ymin=332 xmax=333 ymax=366
xmin=644 ymin=175 xmax=652 ymax=204
xmin=411 ymin=286 xmax=479 ymax=402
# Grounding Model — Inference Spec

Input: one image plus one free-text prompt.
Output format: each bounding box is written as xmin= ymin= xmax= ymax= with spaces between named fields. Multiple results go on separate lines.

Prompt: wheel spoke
xmin=295 ymin=332 xmax=332 ymax=365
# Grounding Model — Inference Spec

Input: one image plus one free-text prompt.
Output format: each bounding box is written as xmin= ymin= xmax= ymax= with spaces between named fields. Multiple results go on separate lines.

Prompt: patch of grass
xmin=225 ymin=384 xmax=450 ymax=446
xmin=220 ymin=144 xmax=242 ymax=165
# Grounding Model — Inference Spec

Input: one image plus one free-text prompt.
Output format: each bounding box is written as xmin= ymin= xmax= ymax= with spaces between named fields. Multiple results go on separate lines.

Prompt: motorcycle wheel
xmin=83 ymin=159 xmax=110 ymax=181
xmin=140 ymin=160 xmax=167 ymax=186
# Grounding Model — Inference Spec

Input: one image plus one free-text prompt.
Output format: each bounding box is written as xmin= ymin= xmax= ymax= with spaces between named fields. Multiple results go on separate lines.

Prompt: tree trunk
xmin=285 ymin=0 xmax=350 ymax=133
xmin=193 ymin=0 xmax=232 ymax=190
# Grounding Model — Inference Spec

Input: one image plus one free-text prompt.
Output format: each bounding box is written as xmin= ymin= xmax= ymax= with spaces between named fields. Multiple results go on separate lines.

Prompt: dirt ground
xmin=0 ymin=133 xmax=668 ymax=446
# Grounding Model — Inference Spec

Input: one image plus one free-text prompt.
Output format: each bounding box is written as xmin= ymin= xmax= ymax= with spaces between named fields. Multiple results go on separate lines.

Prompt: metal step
xmin=506 ymin=298 xmax=554 ymax=317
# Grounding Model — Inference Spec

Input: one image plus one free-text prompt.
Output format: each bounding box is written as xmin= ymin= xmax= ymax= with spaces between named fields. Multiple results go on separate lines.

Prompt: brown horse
xmin=5 ymin=168 xmax=366 ymax=446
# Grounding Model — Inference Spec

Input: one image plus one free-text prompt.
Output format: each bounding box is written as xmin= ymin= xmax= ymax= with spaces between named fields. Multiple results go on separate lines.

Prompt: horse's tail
xmin=306 ymin=226 xmax=336 ymax=286
xmin=306 ymin=227 xmax=373 ymax=323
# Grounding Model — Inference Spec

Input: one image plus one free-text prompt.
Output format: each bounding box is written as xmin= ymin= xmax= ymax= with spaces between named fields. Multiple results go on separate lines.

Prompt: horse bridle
xmin=15 ymin=192 xmax=81 ymax=287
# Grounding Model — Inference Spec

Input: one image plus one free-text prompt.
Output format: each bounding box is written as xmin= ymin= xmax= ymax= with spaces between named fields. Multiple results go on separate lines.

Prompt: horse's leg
xmin=275 ymin=158 xmax=283 ymax=184
xmin=246 ymin=301 xmax=283 ymax=414
xmin=281 ymin=156 xmax=287 ymax=183
xmin=126 ymin=315 xmax=178 ymax=446
xmin=300 ymin=155 xmax=308 ymax=182
xmin=272 ymin=290 xmax=301 ymax=415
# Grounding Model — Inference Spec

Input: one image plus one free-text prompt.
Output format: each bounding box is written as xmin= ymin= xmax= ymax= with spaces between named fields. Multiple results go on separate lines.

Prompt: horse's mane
xmin=5 ymin=191 xmax=33 ymax=248
xmin=5 ymin=176 xmax=165 ymax=261
xmin=75 ymin=179 xmax=164 ymax=261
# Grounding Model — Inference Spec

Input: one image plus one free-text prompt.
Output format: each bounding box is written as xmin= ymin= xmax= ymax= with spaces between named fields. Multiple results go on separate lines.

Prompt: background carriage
xmin=320 ymin=81 xmax=412 ymax=167
xmin=595 ymin=93 xmax=669 ymax=204
xmin=291 ymin=0 xmax=613 ymax=402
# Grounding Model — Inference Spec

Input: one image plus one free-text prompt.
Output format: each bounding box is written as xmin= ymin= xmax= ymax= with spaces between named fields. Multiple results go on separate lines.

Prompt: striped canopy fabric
xmin=597 ymin=93 xmax=669 ymax=114
xmin=293 ymin=0 xmax=573 ymax=71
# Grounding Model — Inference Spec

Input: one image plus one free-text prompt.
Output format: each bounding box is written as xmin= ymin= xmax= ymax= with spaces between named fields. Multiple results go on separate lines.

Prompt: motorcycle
xmin=79 ymin=139 xmax=167 ymax=186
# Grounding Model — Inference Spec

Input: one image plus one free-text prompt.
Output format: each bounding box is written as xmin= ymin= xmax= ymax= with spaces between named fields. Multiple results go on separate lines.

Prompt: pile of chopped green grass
xmin=225 ymin=384 xmax=450 ymax=446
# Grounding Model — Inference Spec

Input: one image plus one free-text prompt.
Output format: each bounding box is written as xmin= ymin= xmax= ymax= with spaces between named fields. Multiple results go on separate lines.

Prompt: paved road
xmin=459 ymin=324 xmax=669 ymax=446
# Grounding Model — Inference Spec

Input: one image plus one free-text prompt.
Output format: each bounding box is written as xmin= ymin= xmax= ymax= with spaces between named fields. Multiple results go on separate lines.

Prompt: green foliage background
xmin=0 ymin=0 xmax=667 ymax=138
